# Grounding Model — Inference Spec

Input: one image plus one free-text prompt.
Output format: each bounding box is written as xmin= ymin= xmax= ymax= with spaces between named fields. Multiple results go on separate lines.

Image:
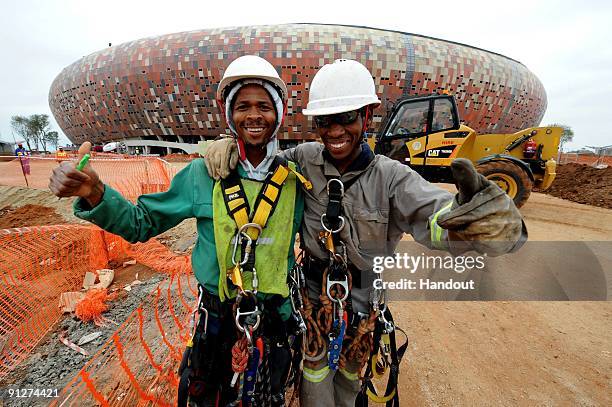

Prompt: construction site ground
xmin=0 ymin=163 xmax=610 ymax=406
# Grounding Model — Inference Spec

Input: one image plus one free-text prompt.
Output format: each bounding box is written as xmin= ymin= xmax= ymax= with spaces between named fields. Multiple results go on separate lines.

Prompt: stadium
xmin=49 ymin=23 xmax=547 ymax=154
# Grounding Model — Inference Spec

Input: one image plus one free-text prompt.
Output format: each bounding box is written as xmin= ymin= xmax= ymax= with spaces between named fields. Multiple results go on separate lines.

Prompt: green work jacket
xmin=74 ymin=158 xmax=303 ymax=318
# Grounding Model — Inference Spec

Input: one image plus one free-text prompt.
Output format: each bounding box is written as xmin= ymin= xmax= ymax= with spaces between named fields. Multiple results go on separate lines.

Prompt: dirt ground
xmin=0 ymin=204 xmax=67 ymax=229
xmin=393 ymin=190 xmax=611 ymax=406
xmin=542 ymin=163 xmax=612 ymax=209
xmin=0 ymin=182 xmax=610 ymax=405
xmin=0 ymin=185 xmax=82 ymax=224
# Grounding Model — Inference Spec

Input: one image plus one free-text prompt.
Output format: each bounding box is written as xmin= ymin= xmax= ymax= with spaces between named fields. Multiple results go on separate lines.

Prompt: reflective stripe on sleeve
xmin=430 ymin=201 xmax=453 ymax=250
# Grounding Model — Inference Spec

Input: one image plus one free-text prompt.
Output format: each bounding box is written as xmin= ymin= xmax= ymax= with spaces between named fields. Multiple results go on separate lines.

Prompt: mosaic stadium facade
xmin=49 ymin=24 xmax=547 ymax=152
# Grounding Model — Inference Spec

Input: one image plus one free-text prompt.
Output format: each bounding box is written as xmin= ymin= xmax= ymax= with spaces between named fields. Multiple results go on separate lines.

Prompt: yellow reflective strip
xmin=430 ymin=201 xmax=453 ymax=248
xmin=227 ymin=198 xmax=245 ymax=211
xmin=225 ymin=185 xmax=240 ymax=194
xmin=262 ymin=185 xmax=280 ymax=204
xmin=339 ymin=368 xmax=359 ymax=382
xmin=250 ymin=201 xmax=272 ymax=237
xmin=233 ymin=208 xmax=249 ymax=228
xmin=303 ymin=365 xmax=330 ymax=383
xmin=371 ymin=355 xmax=384 ymax=379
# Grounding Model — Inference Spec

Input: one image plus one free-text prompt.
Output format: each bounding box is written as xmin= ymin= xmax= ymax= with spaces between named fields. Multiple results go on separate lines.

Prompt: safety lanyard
xmin=319 ymin=177 xmax=351 ymax=370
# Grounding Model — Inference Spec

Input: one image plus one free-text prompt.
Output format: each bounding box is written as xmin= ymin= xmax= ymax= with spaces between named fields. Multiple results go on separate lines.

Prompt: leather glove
xmin=199 ymin=136 xmax=239 ymax=180
xmin=437 ymin=158 xmax=526 ymax=256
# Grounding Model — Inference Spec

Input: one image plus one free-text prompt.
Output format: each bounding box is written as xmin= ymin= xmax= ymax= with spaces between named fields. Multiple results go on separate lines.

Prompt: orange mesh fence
xmin=0 ymin=225 xmax=109 ymax=377
xmin=0 ymin=157 xmax=179 ymax=201
xmin=0 ymin=223 xmax=193 ymax=380
xmin=0 ymin=152 xmax=201 ymax=404
xmin=559 ymin=153 xmax=612 ymax=166
xmin=52 ymin=271 xmax=196 ymax=406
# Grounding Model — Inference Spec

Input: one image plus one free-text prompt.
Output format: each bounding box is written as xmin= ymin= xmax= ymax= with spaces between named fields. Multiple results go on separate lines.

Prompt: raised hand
xmin=437 ymin=158 xmax=525 ymax=256
xmin=49 ymin=142 xmax=104 ymax=206
xmin=450 ymin=158 xmax=489 ymax=205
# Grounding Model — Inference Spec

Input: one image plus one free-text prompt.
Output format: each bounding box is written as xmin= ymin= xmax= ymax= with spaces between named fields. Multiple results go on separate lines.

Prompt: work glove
xmin=199 ymin=136 xmax=239 ymax=180
xmin=437 ymin=158 xmax=526 ymax=256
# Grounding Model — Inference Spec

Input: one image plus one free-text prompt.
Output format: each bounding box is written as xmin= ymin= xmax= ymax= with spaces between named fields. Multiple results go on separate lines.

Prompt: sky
xmin=0 ymin=0 xmax=610 ymax=151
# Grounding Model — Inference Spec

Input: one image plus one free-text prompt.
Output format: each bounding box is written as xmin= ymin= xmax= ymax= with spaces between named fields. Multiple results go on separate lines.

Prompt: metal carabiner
xmin=236 ymin=310 xmax=261 ymax=332
xmin=326 ymin=272 xmax=349 ymax=303
xmin=234 ymin=222 xmax=263 ymax=266
xmin=326 ymin=178 xmax=345 ymax=197
xmin=378 ymin=304 xmax=394 ymax=333
xmin=191 ymin=287 xmax=207 ymax=336
xmin=370 ymin=286 xmax=386 ymax=313
xmin=234 ymin=291 xmax=261 ymax=332
xmin=320 ymin=213 xmax=345 ymax=234
xmin=231 ymin=232 xmax=249 ymax=266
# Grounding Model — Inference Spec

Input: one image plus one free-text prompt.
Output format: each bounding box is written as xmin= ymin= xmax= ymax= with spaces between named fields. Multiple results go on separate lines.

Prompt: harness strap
xmin=358 ymin=308 xmax=408 ymax=406
xmin=221 ymin=157 xmax=288 ymax=242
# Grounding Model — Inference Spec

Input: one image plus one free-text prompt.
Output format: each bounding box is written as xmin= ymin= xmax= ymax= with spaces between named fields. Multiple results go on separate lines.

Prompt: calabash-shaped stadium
xmin=49 ymin=23 xmax=547 ymax=154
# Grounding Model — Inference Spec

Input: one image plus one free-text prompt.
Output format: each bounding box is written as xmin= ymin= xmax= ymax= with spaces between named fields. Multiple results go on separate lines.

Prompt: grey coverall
xmin=281 ymin=142 xmax=456 ymax=407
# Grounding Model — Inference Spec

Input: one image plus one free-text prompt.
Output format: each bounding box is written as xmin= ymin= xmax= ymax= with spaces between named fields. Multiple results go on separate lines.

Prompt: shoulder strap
xmin=220 ymin=171 xmax=251 ymax=231
xmin=221 ymin=156 xmax=291 ymax=241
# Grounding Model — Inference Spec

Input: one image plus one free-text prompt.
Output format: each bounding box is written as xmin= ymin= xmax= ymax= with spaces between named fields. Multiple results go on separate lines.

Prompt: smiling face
xmin=316 ymin=109 xmax=366 ymax=170
xmin=231 ymin=84 xmax=276 ymax=148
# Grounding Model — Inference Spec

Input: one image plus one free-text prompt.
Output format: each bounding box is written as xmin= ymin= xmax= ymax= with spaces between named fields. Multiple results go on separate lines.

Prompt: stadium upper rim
xmin=293 ymin=23 xmax=524 ymax=66
xmin=75 ymin=23 xmax=524 ymax=68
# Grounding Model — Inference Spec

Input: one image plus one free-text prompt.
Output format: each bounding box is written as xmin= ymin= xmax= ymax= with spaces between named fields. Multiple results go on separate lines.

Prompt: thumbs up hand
xmin=437 ymin=159 xmax=526 ymax=256
xmin=49 ymin=142 xmax=104 ymax=206
xmin=449 ymin=158 xmax=490 ymax=205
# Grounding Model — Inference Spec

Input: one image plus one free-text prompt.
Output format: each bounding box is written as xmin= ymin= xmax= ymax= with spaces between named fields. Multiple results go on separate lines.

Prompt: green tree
xmin=10 ymin=115 xmax=34 ymax=150
xmin=11 ymin=114 xmax=59 ymax=152
xmin=547 ymin=123 xmax=574 ymax=151
xmin=27 ymin=114 xmax=52 ymax=152
xmin=45 ymin=131 xmax=60 ymax=150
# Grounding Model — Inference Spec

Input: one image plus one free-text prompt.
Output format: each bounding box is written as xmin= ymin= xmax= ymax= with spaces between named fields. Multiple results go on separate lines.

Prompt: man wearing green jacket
xmin=49 ymin=55 xmax=306 ymax=406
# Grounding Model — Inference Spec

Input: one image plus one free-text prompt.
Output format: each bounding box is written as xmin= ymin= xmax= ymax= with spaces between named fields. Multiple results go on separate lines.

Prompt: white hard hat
xmin=217 ymin=55 xmax=288 ymax=101
xmin=303 ymin=59 xmax=381 ymax=116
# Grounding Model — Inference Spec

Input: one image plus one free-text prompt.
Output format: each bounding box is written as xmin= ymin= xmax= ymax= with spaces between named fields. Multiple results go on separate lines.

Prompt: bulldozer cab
xmin=372 ymin=94 xmax=462 ymax=177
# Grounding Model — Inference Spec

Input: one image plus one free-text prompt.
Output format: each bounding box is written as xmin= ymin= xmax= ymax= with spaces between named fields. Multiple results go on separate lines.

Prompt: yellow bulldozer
xmin=369 ymin=94 xmax=561 ymax=207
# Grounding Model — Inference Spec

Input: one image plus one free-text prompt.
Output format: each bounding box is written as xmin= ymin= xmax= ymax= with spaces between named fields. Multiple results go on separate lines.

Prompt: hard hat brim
xmin=302 ymin=100 xmax=380 ymax=116
xmin=217 ymin=75 xmax=287 ymax=101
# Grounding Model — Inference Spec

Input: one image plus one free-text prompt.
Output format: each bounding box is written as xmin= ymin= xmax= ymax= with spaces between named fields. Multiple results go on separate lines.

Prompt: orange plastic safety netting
xmin=0 ymin=224 xmax=194 ymax=377
xmin=558 ymin=153 xmax=612 ymax=167
xmin=0 ymin=153 xmax=204 ymax=404
xmin=0 ymin=156 xmax=179 ymax=201
xmin=51 ymin=270 xmax=196 ymax=406
xmin=0 ymin=225 xmax=110 ymax=377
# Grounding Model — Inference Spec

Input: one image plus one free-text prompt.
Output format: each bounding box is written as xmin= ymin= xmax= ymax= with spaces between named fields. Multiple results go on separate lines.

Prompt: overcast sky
xmin=1 ymin=0 xmax=610 ymax=151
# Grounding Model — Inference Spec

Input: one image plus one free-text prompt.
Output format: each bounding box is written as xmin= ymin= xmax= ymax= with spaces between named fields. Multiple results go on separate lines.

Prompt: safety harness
xmin=179 ymin=157 xmax=311 ymax=407
xmin=301 ymin=171 xmax=408 ymax=405
xmin=356 ymin=307 xmax=409 ymax=406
